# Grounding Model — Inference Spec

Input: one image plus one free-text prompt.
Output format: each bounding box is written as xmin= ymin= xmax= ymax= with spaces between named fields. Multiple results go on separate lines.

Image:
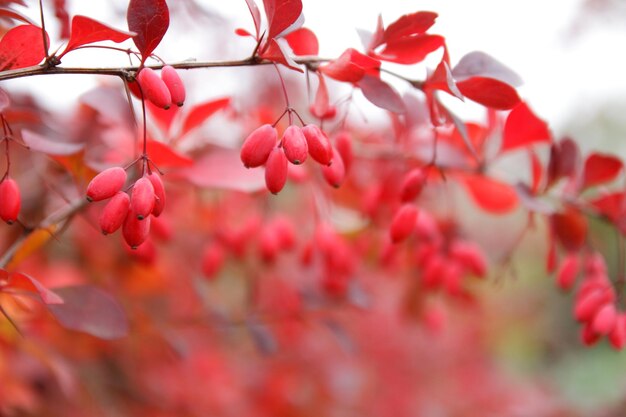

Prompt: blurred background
xmin=2 ymin=0 xmax=626 ymax=416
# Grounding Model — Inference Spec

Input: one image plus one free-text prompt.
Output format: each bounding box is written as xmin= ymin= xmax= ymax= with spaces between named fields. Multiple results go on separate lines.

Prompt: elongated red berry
xmin=592 ymin=303 xmax=617 ymax=335
xmin=335 ymin=131 xmax=353 ymax=173
xmin=201 ymin=242 xmax=225 ymax=279
xmin=161 ymin=65 xmax=185 ymax=107
xmin=556 ymin=253 xmax=579 ymax=291
xmin=302 ymin=124 xmax=332 ymax=165
xmin=0 ymin=178 xmax=20 ymax=224
xmin=86 ymin=167 xmax=127 ymax=202
xmin=390 ymin=203 xmax=419 ymax=243
xmin=137 ymin=67 xmax=171 ymax=109
xmin=281 ymin=125 xmax=308 ymax=165
xmin=241 ymin=124 xmax=278 ymax=168
xmin=130 ymin=177 xmax=155 ymax=220
xmin=123 ymin=214 xmax=151 ymax=249
xmin=147 ymin=172 xmax=166 ymax=217
xmin=449 ymin=240 xmax=487 ymax=278
xmin=265 ymin=147 xmax=288 ymax=194
xmin=322 ymin=148 xmax=345 ymax=188
xmin=400 ymin=168 xmax=427 ymax=202
xmin=609 ymin=314 xmax=626 ymax=350
xmin=99 ymin=192 xmax=130 ymax=235
xmin=574 ymin=290 xmax=608 ymax=322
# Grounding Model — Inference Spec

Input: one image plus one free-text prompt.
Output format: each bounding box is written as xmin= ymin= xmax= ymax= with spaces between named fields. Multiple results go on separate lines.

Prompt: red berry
xmin=592 ymin=303 xmax=617 ymax=335
xmin=137 ymin=67 xmax=171 ymax=109
xmin=449 ymin=240 xmax=487 ymax=278
xmin=86 ymin=167 xmax=127 ymax=202
xmin=389 ymin=203 xmax=419 ymax=243
xmin=556 ymin=253 xmax=579 ymax=291
xmin=147 ymin=172 xmax=166 ymax=217
xmin=609 ymin=314 xmax=626 ymax=350
xmin=335 ymin=131 xmax=353 ymax=173
xmin=259 ymin=225 xmax=280 ymax=263
xmin=400 ymin=168 xmax=427 ymax=202
xmin=201 ymin=242 xmax=225 ymax=279
xmin=574 ymin=289 xmax=608 ymax=322
xmin=123 ymin=214 xmax=151 ymax=249
xmin=281 ymin=125 xmax=308 ymax=165
xmin=99 ymin=192 xmax=130 ymax=235
xmin=240 ymin=124 xmax=278 ymax=168
xmin=581 ymin=322 xmax=601 ymax=346
xmin=161 ymin=65 xmax=186 ymax=106
xmin=130 ymin=177 xmax=155 ymax=220
xmin=265 ymin=147 xmax=288 ymax=194
xmin=302 ymin=125 xmax=332 ymax=165
xmin=322 ymin=148 xmax=345 ymax=188
xmin=0 ymin=178 xmax=20 ymax=224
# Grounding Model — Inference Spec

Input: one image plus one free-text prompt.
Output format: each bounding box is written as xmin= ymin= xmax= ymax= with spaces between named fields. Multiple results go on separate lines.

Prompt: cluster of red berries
xmin=240 ymin=123 xmax=349 ymax=193
xmin=132 ymin=65 xmax=186 ymax=109
xmin=0 ymin=177 xmax=20 ymax=224
xmin=86 ymin=167 xmax=165 ymax=249
xmin=557 ymin=252 xmax=626 ymax=349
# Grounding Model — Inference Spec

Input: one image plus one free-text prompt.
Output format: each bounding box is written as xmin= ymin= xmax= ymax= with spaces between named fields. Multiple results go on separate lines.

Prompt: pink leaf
xmin=3 ymin=272 xmax=63 ymax=304
xmin=460 ymin=175 xmax=519 ymax=214
xmin=358 ymin=74 xmax=405 ymax=114
xmin=501 ymin=102 xmax=551 ymax=152
xmin=582 ymin=153 xmax=623 ymax=189
xmin=62 ymin=15 xmax=135 ymax=56
xmin=284 ymin=27 xmax=318 ymax=56
xmin=127 ymin=0 xmax=169 ymax=61
xmin=374 ymin=34 xmax=444 ymax=65
xmin=425 ymin=59 xmax=463 ymax=100
xmin=457 ymin=77 xmax=520 ymax=110
xmin=0 ymin=25 xmax=48 ymax=71
xmin=46 ymin=285 xmax=129 ymax=340
xmin=181 ymin=97 xmax=231 ymax=136
xmin=176 ymin=149 xmax=266 ymax=192
xmin=263 ymin=0 xmax=303 ymax=40
xmin=452 ymin=51 xmax=522 ymax=87
xmin=21 ymin=129 xmax=84 ymax=155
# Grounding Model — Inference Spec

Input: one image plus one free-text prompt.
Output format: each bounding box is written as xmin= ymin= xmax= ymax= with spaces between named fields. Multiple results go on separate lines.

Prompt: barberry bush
xmin=0 ymin=0 xmax=625 ymax=415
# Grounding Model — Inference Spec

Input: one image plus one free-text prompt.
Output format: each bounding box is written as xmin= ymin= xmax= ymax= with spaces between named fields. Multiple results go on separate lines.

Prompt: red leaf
xmin=0 ymin=87 xmax=9 ymax=112
xmin=551 ymin=207 xmax=587 ymax=251
xmin=547 ymin=138 xmax=580 ymax=187
xmin=181 ymin=97 xmax=230 ymax=136
xmin=263 ymin=0 xmax=303 ymax=40
xmin=374 ymin=34 xmax=444 ymax=65
xmin=310 ymin=73 xmax=330 ymax=118
xmin=382 ymin=11 xmax=437 ymax=45
xmin=590 ymin=192 xmax=626 ymax=224
xmin=358 ymin=74 xmax=405 ymax=114
xmin=425 ymin=59 xmax=463 ymax=100
xmin=457 ymin=77 xmax=520 ymax=110
xmin=21 ymin=129 xmax=84 ymax=155
xmin=260 ymin=38 xmax=303 ymax=72
xmin=2 ymin=272 xmax=63 ymax=304
xmin=62 ymin=15 xmax=135 ymax=56
xmin=501 ymin=102 xmax=551 ymax=152
xmin=176 ymin=149 xmax=266 ymax=192
xmin=144 ymin=139 xmax=193 ymax=169
xmin=244 ymin=0 xmax=261 ymax=38
xmin=582 ymin=153 xmax=623 ymax=189
xmin=0 ymin=25 xmax=48 ymax=71
xmin=284 ymin=27 xmax=318 ymax=56
xmin=529 ymin=149 xmax=543 ymax=193
xmin=452 ymin=51 xmax=522 ymax=87
xmin=146 ymin=100 xmax=179 ymax=132
xmin=46 ymin=285 xmax=129 ymax=340
xmin=0 ymin=7 xmax=37 ymax=25
xmin=460 ymin=175 xmax=519 ymax=214
xmin=320 ymin=48 xmax=380 ymax=83
xmin=127 ymin=0 xmax=169 ymax=61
